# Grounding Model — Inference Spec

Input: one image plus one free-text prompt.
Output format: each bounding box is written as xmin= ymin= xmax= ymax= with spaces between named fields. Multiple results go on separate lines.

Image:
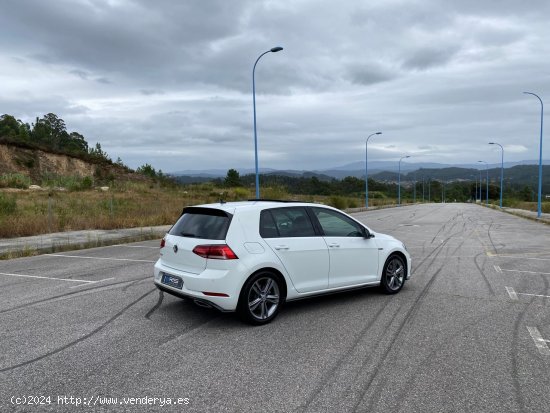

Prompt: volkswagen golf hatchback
xmin=154 ymin=200 xmax=411 ymax=325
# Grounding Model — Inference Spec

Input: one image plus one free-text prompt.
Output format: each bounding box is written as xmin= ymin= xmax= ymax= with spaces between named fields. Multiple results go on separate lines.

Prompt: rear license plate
xmin=161 ymin=273 xmax=183 ymax=289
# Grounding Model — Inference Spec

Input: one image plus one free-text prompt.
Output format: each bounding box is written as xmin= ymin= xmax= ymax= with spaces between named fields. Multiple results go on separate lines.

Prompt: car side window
xmin=312 ymin=207 xmax=364 ymax=237
xmin=260 ymin=207 xmax=316 ymax=238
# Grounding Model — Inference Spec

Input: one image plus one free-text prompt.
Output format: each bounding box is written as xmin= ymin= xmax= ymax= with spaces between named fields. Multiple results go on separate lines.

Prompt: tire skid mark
xmin=352 ymin=211 xmax=471 ymax=411
xmin=0 ymin=276 xmax=151 ymax=315
xmin=297 ymin=299 xmax=395 ymax=412
xmin=157 ymin=314 xmax=221 ymax=347
xmin=510 ymin=309 xmax=528 ymax=411
xmin=145 ymin=290 xmax=164 ymax=320
xmin=353 ymin=265 xmax=445 ymax=413
xmin=377 ymin=300 xmax=517 ymax=411
xmin=0 ymin=288 xmax=156 ymax=373
xmin=122 ymin=277 xmax=151 ymax=292
xmin=473 ymin=252 xmax=497 ymax=296
xmin=487 ymin=221 xmax=499 ymax=255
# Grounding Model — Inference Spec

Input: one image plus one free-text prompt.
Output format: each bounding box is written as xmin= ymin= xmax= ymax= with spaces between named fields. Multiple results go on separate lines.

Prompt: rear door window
xmin=169 ymin=208 xmax=231 ymax=240
xmin=260 ymin=207 xmax=316 ymax=238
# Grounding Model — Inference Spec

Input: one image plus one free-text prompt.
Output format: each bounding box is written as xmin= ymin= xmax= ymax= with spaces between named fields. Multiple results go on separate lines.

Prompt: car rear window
xmin=169 ymin=207 xmax=232 ymax=240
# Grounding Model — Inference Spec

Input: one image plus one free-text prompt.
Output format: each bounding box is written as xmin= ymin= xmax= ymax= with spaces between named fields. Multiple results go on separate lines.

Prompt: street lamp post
xmin=422 ymin=176 xmax=425 ymax=202
xmin=478 ymin=161 xmax=489 ymax=206
xmin=365 ymin=132 xmax=382 ymax=208
xmin=398 ymin=155 xmax=410 ymax=206
xmin=478 ymin=169 xmax=482 ymax=202
xmin=523 ymin=92 xmax=544 ymax=218
xmin=252 ymin=46 xmax=283 ymax=199
xmin=413 ymin=170 xmax=417 ymax=203
xmin=489 ymin=142 xmax=504 ymax=208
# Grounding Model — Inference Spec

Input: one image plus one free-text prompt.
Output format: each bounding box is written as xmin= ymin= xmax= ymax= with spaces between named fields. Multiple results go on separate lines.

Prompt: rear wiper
xmin=180 ymin=232 xmax=197 ymax=237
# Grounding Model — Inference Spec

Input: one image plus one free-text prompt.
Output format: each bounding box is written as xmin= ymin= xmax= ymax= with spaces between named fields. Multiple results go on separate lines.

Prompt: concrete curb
xmin=0 ymin=225 xmax=171 ymax=258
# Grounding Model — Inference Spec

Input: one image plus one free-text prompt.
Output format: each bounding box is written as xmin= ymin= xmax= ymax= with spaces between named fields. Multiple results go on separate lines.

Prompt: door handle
xmin=274 ymin=245 xmax=289 ymax=250
xmin=328 ymin=243 xmax=340 ymax=248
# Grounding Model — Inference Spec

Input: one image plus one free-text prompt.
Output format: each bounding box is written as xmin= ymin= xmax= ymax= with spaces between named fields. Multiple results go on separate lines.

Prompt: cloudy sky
xmin=1 ymin=0 xmax=549 ymax=173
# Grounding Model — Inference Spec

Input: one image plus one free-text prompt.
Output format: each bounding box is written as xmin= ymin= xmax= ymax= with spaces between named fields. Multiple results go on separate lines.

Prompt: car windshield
xmin=169 ymin=208 xmax=231 ymax=240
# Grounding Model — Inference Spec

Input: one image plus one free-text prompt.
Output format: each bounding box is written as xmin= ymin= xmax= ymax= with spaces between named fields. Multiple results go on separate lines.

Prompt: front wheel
xmin=380 ymin=254 xmax=406 ymax=294
xmin=237 ymin=272 xmax=282 ymax=325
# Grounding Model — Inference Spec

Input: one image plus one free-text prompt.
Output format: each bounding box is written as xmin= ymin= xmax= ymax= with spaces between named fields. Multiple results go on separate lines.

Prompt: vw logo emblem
xmin=173 ymin=245 xmax=178 ymax=253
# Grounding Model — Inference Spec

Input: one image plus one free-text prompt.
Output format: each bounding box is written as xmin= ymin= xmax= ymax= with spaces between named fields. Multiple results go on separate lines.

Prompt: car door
xmin=260 ymin=207 xmax=329 ymax=293
xmin=311 ymin=207 xmax=379 ymax=288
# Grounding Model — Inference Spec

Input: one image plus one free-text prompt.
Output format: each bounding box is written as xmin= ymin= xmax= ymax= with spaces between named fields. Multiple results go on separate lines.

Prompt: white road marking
xmin=500 ymin=268 xmax=550 ymax=276
xmin=517 ymin=292 xmax=550 ymax=299
xmin=527 ymin=327 xmax=550 ymax=356
xmin=68 ymin=277 xmax=115 ymax=289
xmin=113 ymin=245 xmax=159 ymax=249
xmin=494 ymin=265 xmax=502 ymax=273
xmin=0 ymin=271 xmax=96 ymax=284
xmin=505 ymin=286 xmax=518 ymax=300
xmin=413 ymin=255 xmax=479 ymax=259
xmin=46 ymin=254 xmax=155 ymax=263
xmin=489 ymin=255 xmax=550 ymax=261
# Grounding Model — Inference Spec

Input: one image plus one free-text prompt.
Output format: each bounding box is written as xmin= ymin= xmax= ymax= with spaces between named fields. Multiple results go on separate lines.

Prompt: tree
xmin=67 ymin=132 xmax=88 ymax=153
xmin=0 ymin=114 xmax=30 ymax=141
xmin=225 ymin=169 xmax=241 ymax=187
xmin=35 ymin=113 xmax=68 ymax=150
xmin=136 ymin=163 xmax=157 ymax=178
xmin=88 ymin=142 xmax=111 ymax=162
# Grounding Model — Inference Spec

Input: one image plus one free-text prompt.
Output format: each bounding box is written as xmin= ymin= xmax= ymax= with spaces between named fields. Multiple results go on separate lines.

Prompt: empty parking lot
xmin=1 ymin=203 xmax=549 ymax=412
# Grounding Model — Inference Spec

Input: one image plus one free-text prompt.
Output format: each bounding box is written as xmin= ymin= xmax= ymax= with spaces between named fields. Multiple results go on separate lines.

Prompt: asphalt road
xmin=1 ymin=203 xmax=549 ymax=412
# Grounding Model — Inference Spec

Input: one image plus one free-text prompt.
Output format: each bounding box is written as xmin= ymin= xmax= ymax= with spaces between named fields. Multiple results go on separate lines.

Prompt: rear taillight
xmin=160 ymin=238 xmax=166 ymax=249
xmin=192 ymin=244 xmax=238 ymax=260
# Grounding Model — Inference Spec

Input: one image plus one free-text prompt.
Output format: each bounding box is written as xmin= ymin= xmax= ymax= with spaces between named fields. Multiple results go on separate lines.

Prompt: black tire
xmin=380 ymin=254 xmax=406 ymax=294
xmin=237 ymin=271 xmax=283 ymax=325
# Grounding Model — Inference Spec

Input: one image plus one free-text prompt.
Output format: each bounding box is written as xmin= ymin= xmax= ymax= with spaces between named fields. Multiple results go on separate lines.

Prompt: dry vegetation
xmin=0 ymin=182 xmax=184 ymax=238
xmin=0 ymin=180 xmax=400 ymax=238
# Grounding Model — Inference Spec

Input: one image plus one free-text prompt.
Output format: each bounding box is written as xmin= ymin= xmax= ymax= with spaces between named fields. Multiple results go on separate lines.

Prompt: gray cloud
xmin=0 ymin=0 xmax=549 ymax=172
xmin=402 ymin=47 xmax=459 ymax=70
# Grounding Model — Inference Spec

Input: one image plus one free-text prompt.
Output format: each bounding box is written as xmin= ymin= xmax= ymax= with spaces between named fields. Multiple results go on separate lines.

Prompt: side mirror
xmin=362 ymin=228 xmax=375 ymax=239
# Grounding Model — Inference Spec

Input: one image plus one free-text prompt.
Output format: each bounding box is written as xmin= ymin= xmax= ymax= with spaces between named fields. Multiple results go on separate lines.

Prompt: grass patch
xmin=0 ymin=173 xmax=31 ymax=189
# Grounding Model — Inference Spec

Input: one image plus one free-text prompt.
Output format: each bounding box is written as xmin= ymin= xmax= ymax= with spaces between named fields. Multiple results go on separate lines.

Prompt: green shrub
xmin=81 ymin=176 xmax=93 ymax=190
xmin=329 ymin=196 xmax=347 ymax=210
xmin=0 ymin=173 xmax=31 ymax=189
xmin=262 ymin=186 xmax=289 ymax=199
xmin=233 ymin=187 xmax=249 ymax=200
xmin=347 ymin=199 xmax=358 ymax=208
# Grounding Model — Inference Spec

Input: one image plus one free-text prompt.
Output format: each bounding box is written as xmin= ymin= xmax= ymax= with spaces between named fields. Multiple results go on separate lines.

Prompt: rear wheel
xmin=238 ymin=271 xmax=282 ymax=325
xmin=380 ymin=254 xmax=406 ymax=294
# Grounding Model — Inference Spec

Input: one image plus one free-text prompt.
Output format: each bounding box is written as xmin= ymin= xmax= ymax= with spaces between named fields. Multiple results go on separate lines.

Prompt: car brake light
xmin=193 ymin=244 xmax=238 ymax=260
xmin=160 ymin=238 xmax=166 ymax=248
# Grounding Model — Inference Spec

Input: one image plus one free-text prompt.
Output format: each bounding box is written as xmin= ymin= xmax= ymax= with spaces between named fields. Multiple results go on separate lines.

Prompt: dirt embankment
xmin=0 ymin=143 xmax=142 ymax=183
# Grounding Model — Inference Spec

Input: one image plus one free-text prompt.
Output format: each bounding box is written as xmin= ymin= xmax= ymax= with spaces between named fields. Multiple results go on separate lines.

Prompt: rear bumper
xmin=153 ymin=260 xmax=240 ymax=311
xmin=154 ymin=283 xmax=233 ymax=312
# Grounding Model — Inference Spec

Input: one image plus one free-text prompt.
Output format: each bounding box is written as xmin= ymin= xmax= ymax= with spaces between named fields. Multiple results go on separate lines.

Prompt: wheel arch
xmin=384 ymin=250 xmax=409 ymax=278
xmin=242 ymin=267 xmax=288 ymax=302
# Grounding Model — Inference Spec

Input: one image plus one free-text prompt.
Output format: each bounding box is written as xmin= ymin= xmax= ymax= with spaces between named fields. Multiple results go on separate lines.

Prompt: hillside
xmin=0 ymin=143 xmax=143 ymax=186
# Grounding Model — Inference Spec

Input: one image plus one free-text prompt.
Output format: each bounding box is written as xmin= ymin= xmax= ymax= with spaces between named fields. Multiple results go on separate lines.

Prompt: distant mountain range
xmin=171 ymin=160 xmax=550 ymax=181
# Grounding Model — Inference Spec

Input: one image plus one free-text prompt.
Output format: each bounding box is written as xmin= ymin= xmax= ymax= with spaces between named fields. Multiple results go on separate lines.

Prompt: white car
xmin=154 ymin=200 xmax=411 ymax=325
